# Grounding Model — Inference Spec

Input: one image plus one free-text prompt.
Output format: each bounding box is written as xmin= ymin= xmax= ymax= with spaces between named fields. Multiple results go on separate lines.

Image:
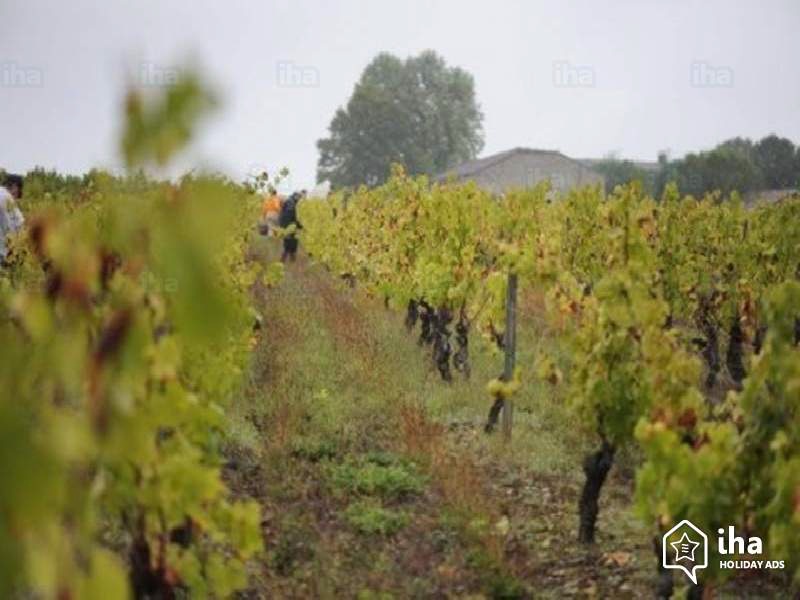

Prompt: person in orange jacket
xmin=259 ymin=193 xmax=282 ymax=235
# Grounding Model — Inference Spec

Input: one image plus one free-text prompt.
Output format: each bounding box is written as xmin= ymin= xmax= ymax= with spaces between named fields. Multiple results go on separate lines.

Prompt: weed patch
xmin=329 ymin=456 xmax=426 ymax=500
xmin=466 ymin=548 xmax=528 ymax=600
xmin=290 ymin=436 xmax=338 ymax=462
xmin=345 ymin=500 xmax=409 ymax=536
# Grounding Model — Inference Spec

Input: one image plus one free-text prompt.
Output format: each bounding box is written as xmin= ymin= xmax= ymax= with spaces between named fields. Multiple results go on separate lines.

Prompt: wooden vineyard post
xmin=502 ymin=272 xmax=518 ymax=440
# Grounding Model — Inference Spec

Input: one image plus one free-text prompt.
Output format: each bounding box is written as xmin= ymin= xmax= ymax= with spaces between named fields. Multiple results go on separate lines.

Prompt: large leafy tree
xmin=317 ymin=51 xmax=484 ymax=187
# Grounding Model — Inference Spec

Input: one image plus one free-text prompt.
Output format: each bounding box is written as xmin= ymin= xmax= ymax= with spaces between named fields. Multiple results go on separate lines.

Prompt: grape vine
xmin=299 ymin=169 xmax=800 ymax=591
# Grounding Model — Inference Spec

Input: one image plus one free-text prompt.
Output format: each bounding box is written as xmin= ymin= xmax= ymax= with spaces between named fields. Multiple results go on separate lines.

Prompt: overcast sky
xmin=1 ymin=0 xmax=798 ymax=188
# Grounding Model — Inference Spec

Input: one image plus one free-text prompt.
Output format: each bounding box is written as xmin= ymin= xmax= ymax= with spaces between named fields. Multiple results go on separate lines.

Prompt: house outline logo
xmin=662 ymin=519 xmax=708 ymax=585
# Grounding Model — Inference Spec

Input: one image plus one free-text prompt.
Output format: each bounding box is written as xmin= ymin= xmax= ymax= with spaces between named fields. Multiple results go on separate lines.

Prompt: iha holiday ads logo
xmin=662 ymin=520 xmax=785 ymax=585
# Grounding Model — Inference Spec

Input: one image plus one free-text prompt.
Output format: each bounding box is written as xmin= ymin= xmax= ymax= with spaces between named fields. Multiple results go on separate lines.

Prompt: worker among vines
xmin=0 ymin=173 xmax=25 ymax=264
xmin=260 ymin=192 xmax=282 ymax=236
xmin=279 ymin=190 xmax=304 ymax=262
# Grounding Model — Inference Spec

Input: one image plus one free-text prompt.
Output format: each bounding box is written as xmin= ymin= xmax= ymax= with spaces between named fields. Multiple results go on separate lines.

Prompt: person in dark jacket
xmin=279 ymin=190 xmax=304 ymax=262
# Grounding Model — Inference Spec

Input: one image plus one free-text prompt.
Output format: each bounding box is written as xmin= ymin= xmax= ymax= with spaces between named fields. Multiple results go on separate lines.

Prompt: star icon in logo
xmin=671 ymin=532 xmax=700 ymax=562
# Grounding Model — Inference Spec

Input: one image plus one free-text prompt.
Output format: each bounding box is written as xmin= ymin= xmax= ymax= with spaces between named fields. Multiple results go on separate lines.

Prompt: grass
xmin=328 ymin=456 xmax=426 ymax=499
xmin=344 ymin=500 xmax=410 ymax=536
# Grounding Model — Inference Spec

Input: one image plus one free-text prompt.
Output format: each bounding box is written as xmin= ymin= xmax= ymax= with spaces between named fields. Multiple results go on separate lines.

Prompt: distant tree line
xmin=594 ymin=134 xmax=800 ymax=198
xmin=20 ymin=167 xmax=86 ymax=196
xmin=0 ymin=167 xmax=171 ymax=206
xmin=589 ymin=159 xmax=659 ymax=196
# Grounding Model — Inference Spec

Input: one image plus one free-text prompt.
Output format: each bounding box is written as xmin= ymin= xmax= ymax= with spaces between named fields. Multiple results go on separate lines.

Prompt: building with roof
xmin=436 ymin=147 xmax=604 ymax=195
